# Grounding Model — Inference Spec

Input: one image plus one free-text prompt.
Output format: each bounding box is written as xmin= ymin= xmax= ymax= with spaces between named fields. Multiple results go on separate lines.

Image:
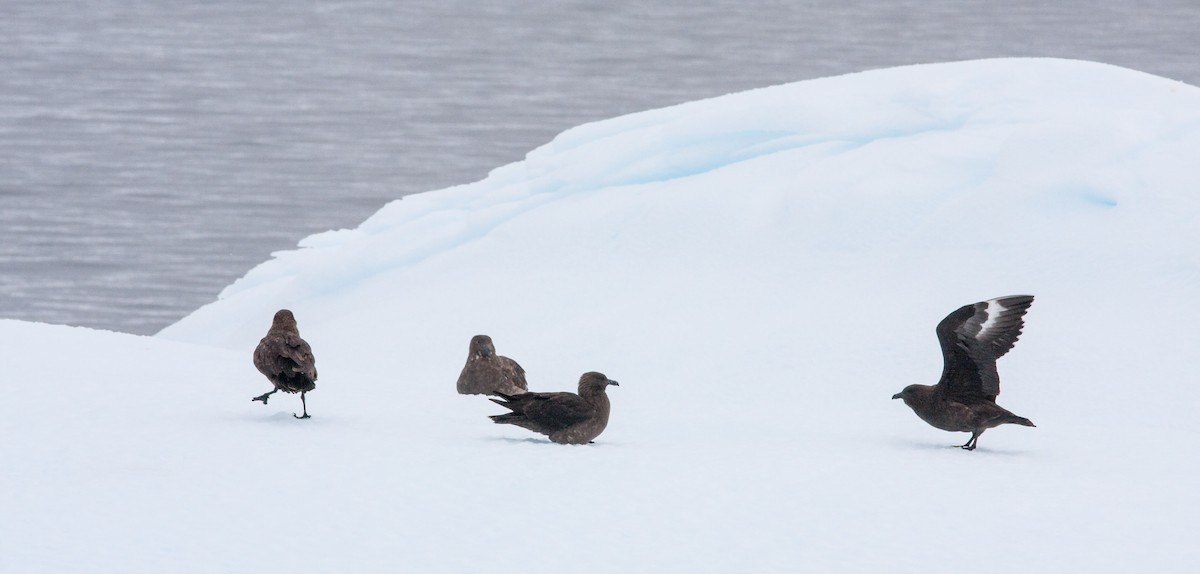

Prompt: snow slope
xmin=6 ymin=59 xmax=1200 ymax=572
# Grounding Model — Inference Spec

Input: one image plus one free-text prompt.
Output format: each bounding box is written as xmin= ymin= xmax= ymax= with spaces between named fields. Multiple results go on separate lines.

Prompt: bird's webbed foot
xmin=960 ymin=433 xmax=980 ymax=450
xmin=293 ymin=392 xmax=311 ymax=419
xmin=251 ymin=390 xmax=277 ymax=404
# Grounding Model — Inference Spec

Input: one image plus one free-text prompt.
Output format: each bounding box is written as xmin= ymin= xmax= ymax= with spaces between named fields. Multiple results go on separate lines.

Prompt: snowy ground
xmin=4 ymin=59 xmax=1200 ymax=572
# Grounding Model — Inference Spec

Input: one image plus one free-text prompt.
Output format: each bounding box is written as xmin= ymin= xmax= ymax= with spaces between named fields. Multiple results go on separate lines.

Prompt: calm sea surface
xmin=3 ymin=1 xmax=1198 ymax=334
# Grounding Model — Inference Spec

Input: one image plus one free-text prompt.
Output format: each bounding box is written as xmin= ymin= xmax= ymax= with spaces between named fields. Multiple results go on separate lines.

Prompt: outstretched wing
xmin=936 ymin=295 xmax=1033 ymax=399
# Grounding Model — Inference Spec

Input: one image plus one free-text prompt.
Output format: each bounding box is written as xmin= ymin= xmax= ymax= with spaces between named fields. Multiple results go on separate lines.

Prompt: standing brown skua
xmin=252 ymin=309 xmax=318 ymax=419
xmin=892 ymin=295 xmax=1036 ymax=450
xmin=456 ymin=335 xmax=528 ymax=396
xmin=489 ymin=371 xmax=618 ymax=444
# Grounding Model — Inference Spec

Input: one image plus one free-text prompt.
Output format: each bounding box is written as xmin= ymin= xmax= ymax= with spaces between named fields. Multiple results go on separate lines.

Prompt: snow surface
xmin=5 ymin=58 xmax=1200 ymax=572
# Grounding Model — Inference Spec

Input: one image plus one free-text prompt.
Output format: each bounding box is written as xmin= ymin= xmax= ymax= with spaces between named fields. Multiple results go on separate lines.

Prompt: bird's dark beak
xmin=480 ymin=348 xmax=493 ymax=358
xmin=891 ymin=393 xmax=902 ymax=400
xmin=608 ymin=379 xmax=620 ymax=386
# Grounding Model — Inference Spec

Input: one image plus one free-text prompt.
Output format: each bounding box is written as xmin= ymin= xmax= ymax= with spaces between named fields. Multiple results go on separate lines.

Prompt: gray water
xmin=3 ymin=1 xmax=1198 ymax=335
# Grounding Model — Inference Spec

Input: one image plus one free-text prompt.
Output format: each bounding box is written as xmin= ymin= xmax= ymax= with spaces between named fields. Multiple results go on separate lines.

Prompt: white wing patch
xmin=975 ymin=297 xmax=1010 ymax=341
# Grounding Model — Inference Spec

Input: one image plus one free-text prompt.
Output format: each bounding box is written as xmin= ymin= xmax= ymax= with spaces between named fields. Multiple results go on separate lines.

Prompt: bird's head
xmin=579 ymin=371 xmax=619 ymax=393
xmin=271 ymin=309 xmax=298 ymax=330
xmin=892 ymin=384 xmax=929 ymax=403
xmin=470 ymin=335 xmax=496 ymax=358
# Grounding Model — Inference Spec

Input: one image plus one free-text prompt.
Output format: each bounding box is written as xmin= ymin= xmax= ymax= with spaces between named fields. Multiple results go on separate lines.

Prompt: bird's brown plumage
xmin=252 ymin=309 xmax=317 ymax=418
xmin=489 ymin=371 xmax=618 ymax=444
xmin=893 ymin=295 xmax=1036 ymax=450
xmin=456 ymin=335 xmax=528 ymax=396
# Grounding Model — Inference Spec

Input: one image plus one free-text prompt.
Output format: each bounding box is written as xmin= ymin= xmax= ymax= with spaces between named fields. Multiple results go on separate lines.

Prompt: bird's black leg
xmin=293 ymin=392 xmax=311 ymax=419
xmin=960 ymin=432 xmax=980 ymax=451
xmin=252 ymin=389 xmax=278 ymax=404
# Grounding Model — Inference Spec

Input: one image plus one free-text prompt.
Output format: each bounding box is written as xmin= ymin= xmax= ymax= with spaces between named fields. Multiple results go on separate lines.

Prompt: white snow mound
xmin=4 ymin=59 xmax=1199 ymax=572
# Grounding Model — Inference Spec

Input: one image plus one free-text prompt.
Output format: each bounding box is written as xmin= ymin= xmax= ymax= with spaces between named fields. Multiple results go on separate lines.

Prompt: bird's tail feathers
xmin=490 ymin=413 xmax=524 ymax=425
xmin=998 ymin=414 xmax=1036 ymax=427
xmin=490 ymin=393 xmax=518 ymax=411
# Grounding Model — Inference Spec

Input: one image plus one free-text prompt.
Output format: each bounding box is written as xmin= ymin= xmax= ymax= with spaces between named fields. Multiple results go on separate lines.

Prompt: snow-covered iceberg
xmin=5 ymin=59 xmax=1199 ymax=572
